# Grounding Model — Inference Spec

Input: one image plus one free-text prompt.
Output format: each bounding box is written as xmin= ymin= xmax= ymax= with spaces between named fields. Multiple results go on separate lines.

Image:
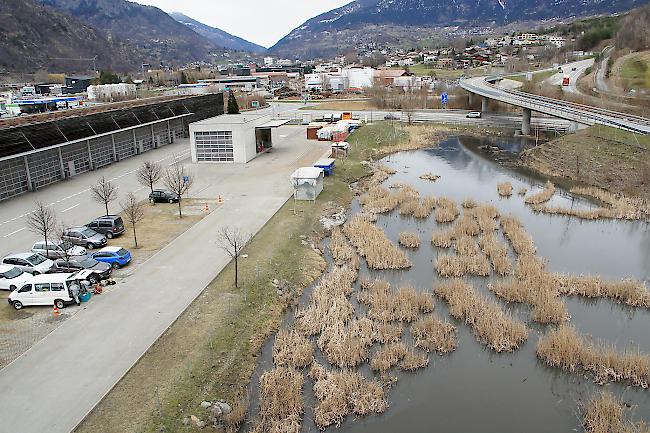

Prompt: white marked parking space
xmin=61 ymin=204 xmax=80 ymax=213
xmin=3 ymin=227 xmax=25 ymax=238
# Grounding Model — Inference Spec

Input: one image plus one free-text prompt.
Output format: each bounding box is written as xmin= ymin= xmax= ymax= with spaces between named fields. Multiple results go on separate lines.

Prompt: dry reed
xmin=419 ymin=173 xmax=440 ymax=182
xmin=373 ymin=321 xmax=404 ymax=344
xmin=358 ymin=280 xmax=431 ymax=323
xmin=259 ymin=367 xmax=304 ymax=433
xmin=360 ymin=186 xmax=400 ymax=214
xmin=371 ymin=342 xmax=408 ymax=372
xmin=537 ymin=325 xmax=650 ymax=388
xmin=500 ymin=215 xmax=536 ymax=256
xmin=434 ymin=235 xmax=490 ymax=277
xmin=273 ymin=329 xmax=314 ymax=368
xmin=311 ymin=363 xmax=387 ymax=429
xmin=468 ymin=205 xmax=499 ymax=233
xmin=583 ymin=391 xmax=650 ymax=433
xmin=497 ymin=182 xmax=513 ymax=197
xmin=317 ymin=318 xmax=374 ymax=368
xmin=413 ymin=196 xmax=437 ymax=219
xmin=435 ymin=197 xmax=460 ymax=223
xmin=529 ymin=203 xmax=618 ymax=220
xmin=343 ymin=215 xmax=411 ymax=270
xmin=559 ymin=275 xmax=650 ymax=308
xmin=434 ymin=279 xmax=528 ymax=352
xmin=524 ymin=181 xmax=556 ymax=205
xmin=517 ymin=187 xmax=528 ymax=196
xmin=399 ymin=231 xmax=421 ymax=248
xmin=410 ymin=315 xmax=457 ymax=353
xmin=400 ymin=349 xmax=430 ymax=371
xmin=329 ymin=228 xmax=360 ymax=270
xmin=462 ymin=198 xmax=478 ymax=209
xmin=478 ymin=233 xmax=512 ymax=276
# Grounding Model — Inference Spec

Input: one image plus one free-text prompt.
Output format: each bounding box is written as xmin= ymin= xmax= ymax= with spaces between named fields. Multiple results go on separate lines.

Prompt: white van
xmin=8 ymin=273 xmax=75 ymax=310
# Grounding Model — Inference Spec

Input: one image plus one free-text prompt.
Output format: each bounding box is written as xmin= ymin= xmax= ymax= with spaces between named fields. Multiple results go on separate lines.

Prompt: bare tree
xmin=163 ymin=162 xmax=193 ymax=218
xmin=26 ymin=201 xmax=57 ymax=251
xmin=55 ymin=224 xmax=74 ymax=264
xmin=91 ymin=176 xmax=118 ymax=216
xmin=402 ymin=89 xmax=417 ymax=125
xmin=217 ymin=226 xmax=250 ymax=288
xmin=120 ymin=192 xmax=145 ymax=248
xmin=136 ymin=161 xmax=163 ymax=194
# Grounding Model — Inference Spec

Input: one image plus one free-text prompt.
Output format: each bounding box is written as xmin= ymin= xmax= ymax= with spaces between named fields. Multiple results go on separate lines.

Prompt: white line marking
xmin=3 ymin=227 xmax=25 ymax=237
xmin=61 ymin=204 xmax=80 ymax=213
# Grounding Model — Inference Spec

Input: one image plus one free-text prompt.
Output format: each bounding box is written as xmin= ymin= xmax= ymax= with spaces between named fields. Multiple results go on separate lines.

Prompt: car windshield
xmin=81 ymin=228 xmax=97 ymax=237
xmin=4 ymin=267 xmax=23 ymax=279
xmin=117 ymin=248 xmax=128 ymax=256
xmin=27 ymin=254 xmax=46 ymax=265
xmin=80 ymin=258 xmax=99 ymax=268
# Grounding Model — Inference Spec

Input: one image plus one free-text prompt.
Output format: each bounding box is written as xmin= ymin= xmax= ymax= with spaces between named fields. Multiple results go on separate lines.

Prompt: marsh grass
xmin=500 ymin=215 xmax=536 ymax=256
xmin=317 ymin=318 xmax=374 ymax=368
xmin=537 ymin=325 xmax=650 ymax=388
xmin=272 ymin=329 xmax=314 ymax=368
xmin=431 ymin=212 xmax=481 ymax=248
xmin=399 ymin=231 xmax=421 ymax=248
xmin=343 ymin=215 xmax=411 ymax=270
xmin=434 ymin=279 xmax=528 ymax=352
xmin=413 ymin=196 xmax=437 ymax=219
xmin=497 ymin=182 xmax=513 ymax=197
xmin=410 ymin=315 xmax=457 ymax=353
xmin=358 ymin=280 xmax=431 ymax=323
xmin=524 ymin=181 xmax=556 ymax=205
xmin=517 ymin=187 xmax=528 ymax=196
xmin=435 ymin=235 xmax=491 ymax=277
xmin=329 ymin=228 xmax=360 ymax=269
xmin=360 ymin=186 xmax=400 ymax=214
xmin=258 ymin=367 xmax=304 ymax=433
xmin=400 ymin=349 xmax=430 ymax=371
xmin=583 ymin=391 xmax=650 ymax=433
xmin=559 ymin=275 xmax=650 ymax=308
xmin=478 ymin=232 xmax=512 ymax=276
xmin=371 ymin=342 xmax=409 ymax=372
xmin=420 ymin=173 xmax=440 ymax=182
xmin=462 ymin=198 xmax=478 ymax=209
xmin=435 ymin=197 xmax=460 ymax=223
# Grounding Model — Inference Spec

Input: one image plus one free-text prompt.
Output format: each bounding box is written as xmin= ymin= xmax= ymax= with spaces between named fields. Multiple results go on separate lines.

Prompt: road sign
xmin=441 ymin=92 xmax=448 ymax=106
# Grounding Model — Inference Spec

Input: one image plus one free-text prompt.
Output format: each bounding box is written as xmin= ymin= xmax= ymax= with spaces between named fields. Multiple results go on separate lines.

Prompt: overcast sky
xmin=133 ymin=0 xmax=352 ymax=48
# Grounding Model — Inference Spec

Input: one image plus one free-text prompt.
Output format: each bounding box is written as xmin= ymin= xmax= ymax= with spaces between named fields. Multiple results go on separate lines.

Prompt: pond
xmin=248 ymin=135 xmax=650 ymax=433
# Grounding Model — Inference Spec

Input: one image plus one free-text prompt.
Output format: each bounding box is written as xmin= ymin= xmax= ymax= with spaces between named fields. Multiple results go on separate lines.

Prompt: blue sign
xmin=183 ymin=175 xmax=189 ymax=183
xmin=441 ymin=92 xmax=448 ymax=104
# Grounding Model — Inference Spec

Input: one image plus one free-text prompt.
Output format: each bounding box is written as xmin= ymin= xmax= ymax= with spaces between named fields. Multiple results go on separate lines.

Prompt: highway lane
xmin=544 ymin=58 xmax=594 ymax=94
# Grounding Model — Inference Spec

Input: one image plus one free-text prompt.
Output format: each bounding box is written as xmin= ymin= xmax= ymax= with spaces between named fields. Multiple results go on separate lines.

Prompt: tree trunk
xmin=234 ymin=257 xmax=238 ymax=288
xmin=105 ymin=202 xmax=109 ymax=216
xmin=133 ymin=225 xmax=138 ymax=248
xmin=177 ymin=199 xmax=182 ymax=218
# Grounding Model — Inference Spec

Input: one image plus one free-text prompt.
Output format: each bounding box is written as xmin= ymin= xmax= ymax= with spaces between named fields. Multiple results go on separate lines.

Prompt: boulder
xmin=200 ymin=401 xmax=212 ymax=409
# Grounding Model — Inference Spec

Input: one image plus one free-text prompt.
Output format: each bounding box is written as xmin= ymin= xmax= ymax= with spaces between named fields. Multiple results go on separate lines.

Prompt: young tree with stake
xmin=163 ymin=162 xmax=193 ymax=218
xmin=120 ymin=192 xmax=145 ymax=248
xmin=90 ymin=176 xmax=118 ymax=216
xmin=136 ymin=161 xmax=163 ymax=194
xmin=26 ymin=201 xmax=57 ymax=253
xmin=227 ymin=90 xmax=240 ymax=114
xmin=217 ymin=226 xmax=250 ymax=288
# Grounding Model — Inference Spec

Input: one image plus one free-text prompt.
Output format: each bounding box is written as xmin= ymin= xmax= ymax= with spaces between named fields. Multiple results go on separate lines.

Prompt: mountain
xmin=169 ymin=12 xmax=266 ymax=53
xmin=271 ymin=0 xmax=647 ymax=58
xmin=0 ymin=0 xmax=141 ymax=73
xmin=38 ymin=0 xmax=218 ymax=66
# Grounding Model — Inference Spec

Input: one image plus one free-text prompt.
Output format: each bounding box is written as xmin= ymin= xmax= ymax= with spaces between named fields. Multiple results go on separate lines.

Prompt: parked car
xmin=62 ymin=227 xmax=107 ymax=249
xmin=7 ymin=273 xmax=76 ymax=310
xmin=86 ymin=215 xmax=125 ymax=239
xmin=90 ymin=246 xmax=132 ymax=269
xmin=466 ymin=111 xmax=482 ymax=118
xmin=31 ymin=240 xmax=86 ymax=260
xmin=1 ymin=253 xmax=54 ymax=275
xmin=52 ymin=257 xmax=111 ymax=283
xmin=149 ymin=189 xmax=180 ymax=203
xmin=0 ymin=265 xmax=34 ymax=292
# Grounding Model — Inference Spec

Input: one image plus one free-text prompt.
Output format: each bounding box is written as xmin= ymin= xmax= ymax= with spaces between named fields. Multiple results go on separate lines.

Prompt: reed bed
xmin=462 ymin=198 xmax=477 ymax=209
xmin=517 ymin=187 xmax=528 ymax=196
xmin=435 ymin=197 xmax=460 ymax=223
xmin=570 ymin=186 xmax=650 ymax=220
xmin=371 ymin=342 xmax=409 ymax=372
xmin=500 ymin=215 xmax=536 ymax=256
xmin=489 ymin=254 xmax=568 ymax=324
xmin=434 ymin=279 xmax=528 ymax=352
xmin=524 ymin=181 xmax=556 ymax=205
xmin=358 ymin=280 xmax=431 ymax=323
xmin=399 ymin=198 xmax=420 ymax=216
xmin=400 ymin=349 xmax=430 ymax=371
xmin=558 ymin=275 xmax=650 ymax=308
xmin=389 ymin=182 xmax=408 ymax=189
xmin=537 ymin=325 xmax=650 ymax=388
xmin=478 ymin=232 xmax=512 ymax=276
xmin=343 ymin=215 xmax=411 ymax=270
xmin=454 ymin=235 xmax=480 ymax=256
xmin=497 ymin=182 xmax=513 ymax=197
xmin=413 ymin=196 xmax=437 ymax=219
xmin=310 ymin=363 xmax=387 ymax=429
xmin=419 ymin=173 xmax=440 ymax=182
xmin=259 ymin=367 xmax=304 ymax=433
xmin=468 ymin=205 xmax=499 ymax=233
xmin=273 ymin=329 xmax=314 ymax=368
xmin=434 ymin=253 xmax=491 ymax=277
xmin=393 ymin=285 xmax=434 ymax=321
xmin=583 ymin=391 xmax=650 ymax=433
xmin=317 ymin=318 xmax=374 ymax=368
xmin=410 ymin=315 xmax=458 ymax=353
xmin=359 ymin=185 xmax=400 ymax=214
xmin=431 ymin=213 xmax=480 ymax=248
xmin=373 ymin=321 xmax=404 ymax=344
xmin=399 ymin=231 xmax=421 ymax=248
xmin=329 ymin=228 xmax=360 ymax=269
xmin=373 ymin=125 xmax=448 ymax=157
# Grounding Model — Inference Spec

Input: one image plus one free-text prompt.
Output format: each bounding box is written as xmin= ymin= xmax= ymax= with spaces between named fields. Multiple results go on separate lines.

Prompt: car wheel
xmin=12 ymin=301 xmax=23 ymax=310
xmin=89 ymin=273 xmax=99 ymax=284
xmin=87 ymin=243 xmax=94 ymax=250
xmin=169 ymin=198 xmax=173 ymax=203
xmin=106 ymin=232 xmax=113 ymax=239
xmin=32 ymin=271 xmax=40 ymax=276
xmin=54 ymin=299 xmax=65 ymax=309
xmin=149 ymin=198 xmax=155 ymax=204
xmin=112 ymin=262 xmax=120 ymax=269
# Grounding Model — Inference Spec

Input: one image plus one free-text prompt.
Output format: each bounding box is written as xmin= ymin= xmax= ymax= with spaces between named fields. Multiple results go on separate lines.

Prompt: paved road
xmin=0 ymin=123 xmax=329 ymax=433
xmin=595 ymin=47 xmax=613 ymax=93
xmin=544 ymin=58 xmax=594 ymax=94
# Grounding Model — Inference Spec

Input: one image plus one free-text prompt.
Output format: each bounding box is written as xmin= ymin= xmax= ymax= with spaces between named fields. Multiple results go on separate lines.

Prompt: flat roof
xmin=192 ymin=113 xmax=270 ymax=126
xmin=257 ymin=119 xmax=289 ymax=128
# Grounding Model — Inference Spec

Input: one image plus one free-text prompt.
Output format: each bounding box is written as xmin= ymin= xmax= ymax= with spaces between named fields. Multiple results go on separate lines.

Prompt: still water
xmin=250 ymin=135 xmax=650 ymax=433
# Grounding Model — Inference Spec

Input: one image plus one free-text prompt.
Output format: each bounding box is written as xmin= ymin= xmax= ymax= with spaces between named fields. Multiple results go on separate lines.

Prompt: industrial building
xmin=0 ymin=93 xmax=224 ymax=202
xmin=189 ymin=113 xmax=286 ymax=163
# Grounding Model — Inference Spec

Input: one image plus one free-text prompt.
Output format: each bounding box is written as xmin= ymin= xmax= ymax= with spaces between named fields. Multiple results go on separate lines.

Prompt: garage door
xmin=195 ymin=131 xmax=234 ymax=162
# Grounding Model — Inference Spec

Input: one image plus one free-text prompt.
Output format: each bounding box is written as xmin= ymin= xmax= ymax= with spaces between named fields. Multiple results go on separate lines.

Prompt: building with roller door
xmin=0 ymin=93 xmax=224 ymax=202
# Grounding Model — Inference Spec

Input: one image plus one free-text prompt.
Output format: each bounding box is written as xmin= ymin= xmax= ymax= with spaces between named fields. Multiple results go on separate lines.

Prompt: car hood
xmin=89 ymin=234 xmax=107 ymax=243
xmin=6 ymin=273 xmax=32 ymax=287
xmin=67 ymin=246 xmax=87 ymax=256
xmin=91 ymin=262 xmax=111 ymax=272
xmin=35 ymin=259 xmax=54 ymax=271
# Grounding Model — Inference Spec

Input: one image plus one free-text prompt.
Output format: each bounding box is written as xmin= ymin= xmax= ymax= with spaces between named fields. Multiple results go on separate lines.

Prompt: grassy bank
xmin=520 ymin=126 xmax=650 ymax=200
xmin=75 ymin=122 xmax=415 ymax=433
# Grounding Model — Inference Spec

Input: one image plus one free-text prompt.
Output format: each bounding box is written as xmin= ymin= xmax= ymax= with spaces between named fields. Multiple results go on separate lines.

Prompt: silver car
xmin=1 ymin=253 xmax=54 ymax=275
xmin=31 ymin=240 xmax=86 ymax=260
xmin=62 ymin=227 xmax=107 ymax=250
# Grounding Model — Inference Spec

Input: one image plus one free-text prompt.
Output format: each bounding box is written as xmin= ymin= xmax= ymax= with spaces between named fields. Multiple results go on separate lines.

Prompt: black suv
xmin=86 ymin=215 xmax=125 ymax=239
xmin=149 ymin=189 xmax=180 ymax=203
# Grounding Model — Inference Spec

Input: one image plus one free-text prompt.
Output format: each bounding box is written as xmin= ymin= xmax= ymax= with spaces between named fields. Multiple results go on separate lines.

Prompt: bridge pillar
xmin=481 ymin=96 xmax=489 ymax=113
xmin=522 ymin=108 xmax=532 ymax=135
xmin=468 ymin=92 xmax=475 ymax=106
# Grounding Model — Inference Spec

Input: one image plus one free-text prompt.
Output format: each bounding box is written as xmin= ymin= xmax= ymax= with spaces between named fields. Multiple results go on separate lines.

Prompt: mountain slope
xmin=169 ymin=12 xmax=266 ymax=53
xmin=39 ymin=0 xmax=217 ymax=66
xmin=272 ymin=0 xmax=647 ymax=58
xmin=0 ymin=0 xmax=140 ymax=73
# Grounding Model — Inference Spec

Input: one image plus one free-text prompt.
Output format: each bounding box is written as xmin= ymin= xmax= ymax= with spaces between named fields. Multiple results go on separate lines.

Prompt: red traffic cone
xmin=204 ymin=203 xmax=209 ymax=212
xmin=53 ymin=306 xmax=60 ymax=316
